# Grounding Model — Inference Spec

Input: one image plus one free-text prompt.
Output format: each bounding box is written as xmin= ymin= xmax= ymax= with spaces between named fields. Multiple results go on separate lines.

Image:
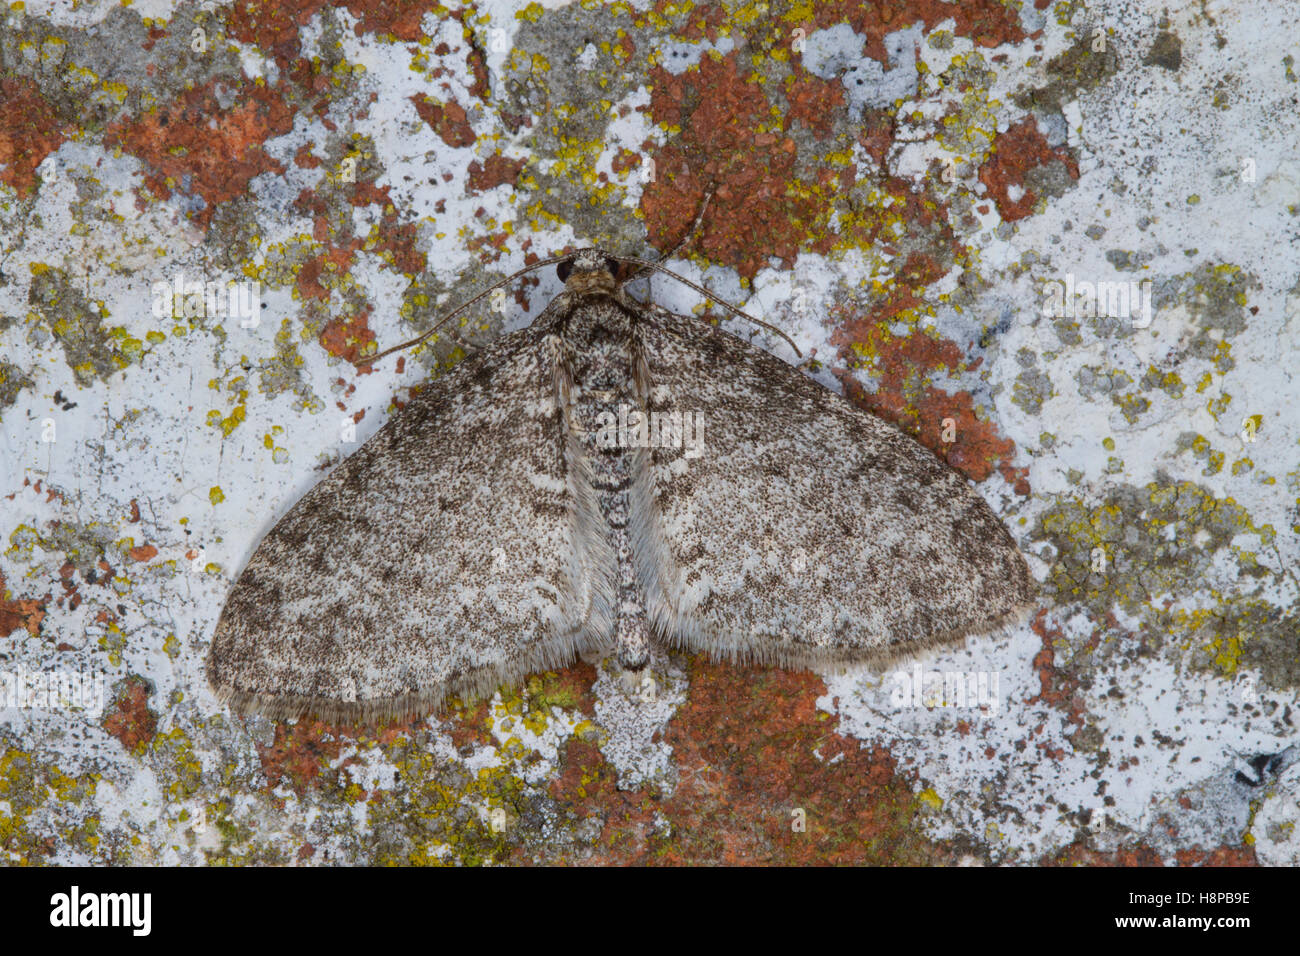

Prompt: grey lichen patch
xmin=1023 ymin=155 xmax=1083 ymax=208
xmin=1033 ymin=477 xmax=1264 ymax=614
xmin=931 ymin=51 xmax=1001 ymax=159
xmin=0 ymin=360 xmax=35 ymax=411
xmin=1074 ymin=363 xmax=1132 ymax=402
xmin=1144 ymin=31 xmax=1183 ymax=72
xmin=1056 ymin=263 xmax=1258 ymax=423
xmin=1105 ymin=248 xmax=1154 ymax=272
xmin=1174 ymin=431 xmax=1227 ymax=477
xmin=501 ymin=6 xmax=651 ymax=253
xmin=1032 ymin=476 xmax=1292 ymax=687
xmin=26 ymin=268 xmax=121 ymax=386
xmin=389 ymin=256 xmax=528 ymax=376
xmin=1013 ymin=31 xmax=1120 ymax=116
xmin=200 ymin=795 xmax=293 ymax=866
xmin=1139 ymin=366 xmax=1185 ymax=399
xmin=1051 ymin=315 xmax=1083 ymax=347
xmin=0 ymin=5 xmax=241 ymax=134
xmin=1173 ymin=598 xmax=1300 ymax=689
xmin=255 ymin=318 xmax=320 ymax=410
xmin=1011 ymin=347 xmax=1053 ymax=414
xmin=1159 ymin=263 xmax=1257 ymax=369
xmin=6 ymin=517 xmax=118 ymax=583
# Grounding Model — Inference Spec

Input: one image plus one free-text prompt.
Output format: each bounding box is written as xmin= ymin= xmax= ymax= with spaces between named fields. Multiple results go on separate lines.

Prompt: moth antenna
xmin=353 ymin=253 xmax=575 ymax=368
xmin=615 ymin=255 xmax=804 ymax=359
xmin=622 ymin=185 xmax=715 ymax=288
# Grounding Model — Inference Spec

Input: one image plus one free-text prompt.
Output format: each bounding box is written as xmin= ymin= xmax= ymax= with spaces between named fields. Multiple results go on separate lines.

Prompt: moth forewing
xmin=207 ymin=249 xmax=1035 ymax=722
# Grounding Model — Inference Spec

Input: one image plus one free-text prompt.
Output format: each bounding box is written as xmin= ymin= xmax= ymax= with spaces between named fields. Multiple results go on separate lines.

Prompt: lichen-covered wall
xmin=1 ymin=0 xmax=1296 ymax=865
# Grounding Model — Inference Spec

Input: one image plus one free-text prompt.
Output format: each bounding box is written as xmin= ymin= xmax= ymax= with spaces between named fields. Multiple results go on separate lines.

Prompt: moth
xmin=207 ymin=248 xmax=1036 ymax=722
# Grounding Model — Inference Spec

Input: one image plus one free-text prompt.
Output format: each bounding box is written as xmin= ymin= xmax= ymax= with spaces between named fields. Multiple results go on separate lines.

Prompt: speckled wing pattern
xmin=209 ymin=251 xmax=1035 ymax=722
xmin=629 ymin=305 xmax=1036 ymax=669
xmin=206 ymin=319 xmax=616 ymax=722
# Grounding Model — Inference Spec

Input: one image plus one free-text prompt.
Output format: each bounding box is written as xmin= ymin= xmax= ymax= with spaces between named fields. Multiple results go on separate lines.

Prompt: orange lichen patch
xmin=342 ymin=0 xmax=428 ymax=41
xmin=56 ymin=567 xmax=80 ymax=611
xmin=804 ymin=0 xmax=1027 ymax=65
xmin=102 ymin=676 xmax=159 ymax=753
xmin=1045 ymin=842 xmax=1167 ymax=866
xmin=296 ymin=244 xmax=357 ymax=300
xmin=659 ymin=661 xmax=943 ymax=864
xmin=294 ymin=175 xmax=426 ymax=293
xmin=465 ymin=230 xmax=512 ymax=262
xmin=257 ymin=719 xmax=377 ymax=793
xmin=412 ymin=95 xmax=476 ymax=148
xmin=666 ymin=1 xmax=727 ymax=42
xmin=1025 ymin=611 xmax=1087 ymax=727
xmin=319 ymin=307 xmax=376 ymax=364
xmin=978 ymin=117 xmax=1079 ymax=222
xmin=831 ymin=310 xmax=1028 ymax=491
xmin=0 ymin=571 xmax=46 ymax=638
xmin=226 ymin=0 xmax=427 ymax=59
xmin=643 ymin=55 xmax=842 ymax=279
xmin=611 ymin=149 xmax=640 ymax=176
xmin=223 ymin=0 xmax=329 ymax=62
xmin=543 ymin=658 xmax=948 ymax=864
xmin=467 ymin=154 xmax=526 ymax=193
xmin=128 ymin=545 xmax=159 ymax=562
xmin=141 ymin=24 xmax=169 ymax=53
xmin=1174 ymin=845 xmax=1258 ymax=866
xmin=1048 ymin=841 xmax=1256 ymax=866
xmin=0 ymin=77 xmax=69 ymax=197
xmin=784 ymin=69 xmax=845 ymax=140
xmin=294 ymin=144 xmax=322 ymax=169
xmin=438 ymin=9 xmax=492 ymax=102
xmin=106 ymin=79 xmax=293 ymax=228
xmin=367 ymin=213 xmax=425 ymax=277
xmin=446 ymin=699 xmax=495 ymax=752
xmin=857 ymin=108 xmax=896 ymax=166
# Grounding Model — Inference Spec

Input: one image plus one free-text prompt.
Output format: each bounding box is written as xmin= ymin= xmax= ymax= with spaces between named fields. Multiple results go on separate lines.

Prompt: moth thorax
xmin=564 ymin=269 xmax=619 ymax=295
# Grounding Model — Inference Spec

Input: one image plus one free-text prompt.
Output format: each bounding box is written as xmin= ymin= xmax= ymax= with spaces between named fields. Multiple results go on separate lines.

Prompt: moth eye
xmin=603 ymin=256 xmax=620 ymax=278
xmin=557 ymin=258 xmax=574 ymax=283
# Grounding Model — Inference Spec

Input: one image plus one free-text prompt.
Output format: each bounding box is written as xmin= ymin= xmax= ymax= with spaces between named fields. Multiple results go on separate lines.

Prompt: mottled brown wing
xmin=207 ymin=320 xmax=615 ymax=722
xmin=629 ymin=307 xmax=1036 ymax=669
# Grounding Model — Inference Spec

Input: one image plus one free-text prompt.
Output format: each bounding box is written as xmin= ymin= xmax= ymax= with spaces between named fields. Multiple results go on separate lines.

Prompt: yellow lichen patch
xmin=98 ymin=623 xmax=127 ymax=667
xmin=151 ymin=728 xmax=203 ymax=802
xmin=204 ymin=367 xmax=250 ymax=435
xmin=0 ymin=747 xmax=97 ymax=864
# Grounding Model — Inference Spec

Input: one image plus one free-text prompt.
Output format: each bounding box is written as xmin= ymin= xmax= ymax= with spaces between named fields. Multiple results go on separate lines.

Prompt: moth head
xmin=557 ymin=250 xmax=620 ymax=294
